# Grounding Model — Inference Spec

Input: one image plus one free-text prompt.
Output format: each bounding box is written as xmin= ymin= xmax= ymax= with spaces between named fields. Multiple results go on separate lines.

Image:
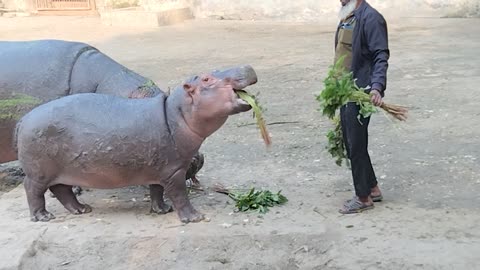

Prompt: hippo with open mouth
xmin=15 ymin=65 xmax=257 ymax=223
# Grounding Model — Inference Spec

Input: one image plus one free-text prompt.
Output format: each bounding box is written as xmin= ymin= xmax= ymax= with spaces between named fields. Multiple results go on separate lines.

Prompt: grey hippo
xmin=0 ymin=39 xmax=164 ymax=163
xmin=0 ymin=39 xmax=204 ymax=190
xmin=15 ymin=65 xmax=258 ymax=223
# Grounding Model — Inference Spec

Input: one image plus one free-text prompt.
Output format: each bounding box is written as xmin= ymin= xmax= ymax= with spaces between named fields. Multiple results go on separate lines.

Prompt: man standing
xmin=334 ymin=0 xmax=390 ymax=214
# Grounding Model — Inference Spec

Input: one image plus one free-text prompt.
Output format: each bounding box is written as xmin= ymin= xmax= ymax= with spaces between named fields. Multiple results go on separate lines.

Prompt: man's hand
xmin=370 ymin=90 xmax=383 ymax=107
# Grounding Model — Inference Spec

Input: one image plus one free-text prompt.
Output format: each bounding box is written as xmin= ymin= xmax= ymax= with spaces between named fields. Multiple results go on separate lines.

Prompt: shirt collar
xmin=353 ymin=0 xmax=368 ymax=18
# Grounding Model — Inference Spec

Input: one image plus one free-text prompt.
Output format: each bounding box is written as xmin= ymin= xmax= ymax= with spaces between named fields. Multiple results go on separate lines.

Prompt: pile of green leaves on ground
xmin=213 ymin=183 xmax=287 ymax=214
xmin=228 ymin=188 xmax=288 ymax=214
xmin=315 ymin=56 xmax=408 ymax=167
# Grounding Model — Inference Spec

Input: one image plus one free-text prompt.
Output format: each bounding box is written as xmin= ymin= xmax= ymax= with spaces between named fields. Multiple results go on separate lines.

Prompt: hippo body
xmin=0 ymin=39 xmax=161 ymax=163
xmin=19 ymin=93 xmax=180 ymax=189
xmin=0 ymin=39 xmax=160 ymax=100
xmin=16 ymin=66 xmax=257 ymax=223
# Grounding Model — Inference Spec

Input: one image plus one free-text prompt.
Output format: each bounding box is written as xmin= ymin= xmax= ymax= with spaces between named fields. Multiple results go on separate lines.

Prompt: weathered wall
xmin=185 ymin=0 xmax=480 ymax=20
xmin=2 ymin=0 xmax=32 ymax=11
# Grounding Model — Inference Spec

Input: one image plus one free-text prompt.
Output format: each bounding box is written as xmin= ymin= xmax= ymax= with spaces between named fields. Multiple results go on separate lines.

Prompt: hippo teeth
xmin=237 ymin=98 xmax=249 ymax=105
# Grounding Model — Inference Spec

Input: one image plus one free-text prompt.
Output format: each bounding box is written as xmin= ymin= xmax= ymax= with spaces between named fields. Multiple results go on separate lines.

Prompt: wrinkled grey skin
xmin=51 ymin=151 xmax=205 ymax=198
xmin=0 ymin=39 xmax=161 ymax=163
xmin=0 ymin=39 xmax=161 ymax=101
xmin=0 ymin=39 xmax=205 ymax=194
xmin=16 ymin=66 xmax=257 ymax=223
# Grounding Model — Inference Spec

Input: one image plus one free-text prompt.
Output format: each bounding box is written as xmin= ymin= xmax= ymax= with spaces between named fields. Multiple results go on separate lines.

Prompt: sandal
xmin=344 ymin=194 xmax=383 ymax=206
xmin=339 ymin=197 xmax=374 ymax=214
xmin=371 ymin=194 xmax=383 ymax=202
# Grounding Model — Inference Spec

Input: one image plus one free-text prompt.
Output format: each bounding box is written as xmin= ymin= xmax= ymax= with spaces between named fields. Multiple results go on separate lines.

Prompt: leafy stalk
xmin=316 ymin=56 xmax=408 ymax=166
xmin=236 ymin=90 xmax=272 ymax=147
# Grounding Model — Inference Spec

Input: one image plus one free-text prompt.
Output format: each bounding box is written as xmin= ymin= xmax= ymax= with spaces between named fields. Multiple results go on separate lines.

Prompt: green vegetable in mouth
xmin=235 ymin=90 xmax=272 ymax=147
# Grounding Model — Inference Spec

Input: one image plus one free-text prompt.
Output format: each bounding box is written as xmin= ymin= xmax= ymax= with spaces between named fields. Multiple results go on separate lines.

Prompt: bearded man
xmin=334 ymin=0 xmax=390 ymax=214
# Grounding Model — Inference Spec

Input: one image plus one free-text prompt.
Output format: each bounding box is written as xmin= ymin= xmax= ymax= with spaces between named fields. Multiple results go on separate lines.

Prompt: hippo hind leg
xmin=49 ymin=184 xmax=92 ymax=215
xmin=149 ymin=184 xmax=173 ymax=214
xmin=24 ymin=176 xmax=55 ymax=222
xmin=49 ymin=186 xmax=83 ymax=198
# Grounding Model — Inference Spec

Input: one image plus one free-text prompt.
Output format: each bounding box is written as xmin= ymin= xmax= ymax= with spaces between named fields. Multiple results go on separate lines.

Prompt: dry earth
xmin=0 ymin=15 xmax=479 ymax=270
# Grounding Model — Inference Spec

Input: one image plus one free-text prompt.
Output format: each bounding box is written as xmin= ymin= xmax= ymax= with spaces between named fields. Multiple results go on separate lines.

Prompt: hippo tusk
xmin=237 ymin=98 xmax=249 ymax=105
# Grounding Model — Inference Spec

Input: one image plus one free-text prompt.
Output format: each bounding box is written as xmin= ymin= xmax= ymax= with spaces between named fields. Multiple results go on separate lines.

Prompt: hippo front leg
xmin=164 ymin=170 xmax=204 ymax=223
xmin=149 ymin=184 xmax=173 ymax=214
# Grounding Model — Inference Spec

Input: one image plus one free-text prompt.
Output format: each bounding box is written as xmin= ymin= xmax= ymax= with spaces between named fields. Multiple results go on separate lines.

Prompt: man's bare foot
xmin=370 ymin=185 xmax=383 ymax=202
xmin=359 ymin=196 xmax=373 ymax=204
xmin=371 ymin=185 xmax=382 ymax=197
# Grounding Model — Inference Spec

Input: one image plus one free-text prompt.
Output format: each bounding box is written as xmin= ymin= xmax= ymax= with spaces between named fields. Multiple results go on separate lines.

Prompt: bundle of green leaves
xmin=326 ymin=116 xmax=350 ymax=167
xmin=316 ymin=56 xmax=408 ymax=166
xmin=315 ymin=56 xmax=378 ymax=121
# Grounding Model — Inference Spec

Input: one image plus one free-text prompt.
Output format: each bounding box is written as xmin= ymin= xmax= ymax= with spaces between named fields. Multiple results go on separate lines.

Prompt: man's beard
xmin=338 ymin=0 xmax=358 ymax=21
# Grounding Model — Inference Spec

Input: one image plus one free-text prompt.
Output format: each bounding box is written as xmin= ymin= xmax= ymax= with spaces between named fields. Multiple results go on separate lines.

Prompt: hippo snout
xmin=212 ymin=65 xmax=258 ymax=90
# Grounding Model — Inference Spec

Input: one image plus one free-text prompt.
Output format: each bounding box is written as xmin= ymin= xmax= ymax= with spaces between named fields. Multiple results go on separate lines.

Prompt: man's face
xmin=338 ymin=0 xmax=358 ymax=20
xmin=340 ymin=0 xmax=350 ymax=7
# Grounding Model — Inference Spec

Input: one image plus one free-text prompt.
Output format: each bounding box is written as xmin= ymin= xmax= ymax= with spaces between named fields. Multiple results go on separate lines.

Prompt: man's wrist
xmin=371 ymin=83 xmax=384 ymax=93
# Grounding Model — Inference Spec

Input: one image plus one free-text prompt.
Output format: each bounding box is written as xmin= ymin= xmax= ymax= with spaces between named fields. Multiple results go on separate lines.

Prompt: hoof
xmin=70 ymin=204 xmax=92 ymax=215
xmin=31 ymin=210 xmax=56 ymax=222
xmin=179 ymin=210 xmax=205 ymax=224
xmin=150 ymin=203 xmax=173 ymax=215
xmin=72 ymin=186 xmax=83 ymax=196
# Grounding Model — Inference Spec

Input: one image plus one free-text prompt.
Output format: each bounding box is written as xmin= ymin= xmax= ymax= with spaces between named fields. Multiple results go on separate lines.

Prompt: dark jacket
xmin=335 ymin=0 xmax=390 ymax=96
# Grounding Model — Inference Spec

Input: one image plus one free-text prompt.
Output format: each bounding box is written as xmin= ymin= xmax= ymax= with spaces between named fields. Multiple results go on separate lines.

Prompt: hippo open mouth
xmin=235 ymin=90 xmax=251 ymax=105
xmin=211 ymin=65 xmax=258 ymax=114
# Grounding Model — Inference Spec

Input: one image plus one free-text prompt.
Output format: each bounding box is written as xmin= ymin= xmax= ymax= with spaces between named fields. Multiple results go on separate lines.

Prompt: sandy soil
xmin=0 ymin=15 xmax=479 ymax=270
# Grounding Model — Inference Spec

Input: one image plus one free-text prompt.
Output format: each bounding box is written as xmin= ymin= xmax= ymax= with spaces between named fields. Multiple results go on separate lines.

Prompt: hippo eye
xmin=202 ymin=77 xmax=209 ymax=82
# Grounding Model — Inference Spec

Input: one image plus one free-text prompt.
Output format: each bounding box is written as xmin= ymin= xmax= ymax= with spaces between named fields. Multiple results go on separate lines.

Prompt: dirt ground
xmin=1 ymin=15 xmax=480 ymax=270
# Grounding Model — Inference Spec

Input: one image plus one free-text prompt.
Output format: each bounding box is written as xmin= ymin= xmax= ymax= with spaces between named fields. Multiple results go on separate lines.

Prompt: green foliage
xmin=315 ymin=56 xmax=378 ymax=167
xmin=228 ymin=188 xmax=288 ymax=214
xmin=326 ymin=116 xmax=350 ymax=167
xmin=236 ymin=90 xmax=272 ymax=146
xmin=315 ymin=56 xmax=377 ymax=120
xmin=315 ymin=57 xmax=355 ymax=119
xmin=0 ymin=94 xmax=41 ymax=120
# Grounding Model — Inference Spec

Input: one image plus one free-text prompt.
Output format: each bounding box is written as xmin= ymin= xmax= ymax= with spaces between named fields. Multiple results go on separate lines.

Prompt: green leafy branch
xmin=213 ymin=184 xmax=288 ymax=214
xmin=315 ymin=56 xmax=408 ymax=166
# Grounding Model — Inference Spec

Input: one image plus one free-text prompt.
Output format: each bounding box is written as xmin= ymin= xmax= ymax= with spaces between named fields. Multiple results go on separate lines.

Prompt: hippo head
xmin=182 ymin=65 xmax=257 ymax=117
xmin=175 ymin=65 xmax=258 ymax=139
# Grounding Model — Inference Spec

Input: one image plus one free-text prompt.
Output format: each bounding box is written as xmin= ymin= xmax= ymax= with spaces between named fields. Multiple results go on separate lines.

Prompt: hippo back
xmin=0 ymin=39 xmax=95 ymax=101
